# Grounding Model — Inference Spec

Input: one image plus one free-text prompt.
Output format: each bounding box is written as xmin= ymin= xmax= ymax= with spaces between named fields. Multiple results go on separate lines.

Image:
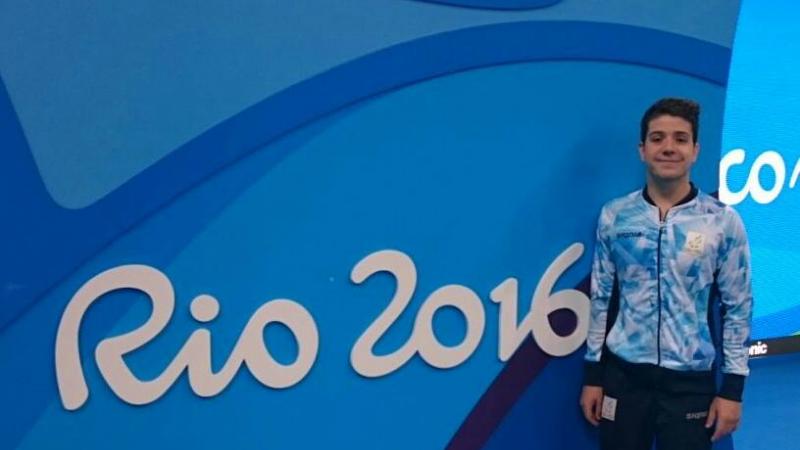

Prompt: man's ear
xmin=638 ymin=142 xmax=646 ymax=161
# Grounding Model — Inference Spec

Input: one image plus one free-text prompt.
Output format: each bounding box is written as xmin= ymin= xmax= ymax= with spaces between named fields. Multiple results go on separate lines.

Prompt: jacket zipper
xmin=656 ymin=215 xmax=665 ymax=366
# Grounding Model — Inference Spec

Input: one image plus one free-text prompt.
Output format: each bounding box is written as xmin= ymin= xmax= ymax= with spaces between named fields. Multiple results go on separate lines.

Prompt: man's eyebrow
xmin=648 ymin=130 xmax=690 ymax=137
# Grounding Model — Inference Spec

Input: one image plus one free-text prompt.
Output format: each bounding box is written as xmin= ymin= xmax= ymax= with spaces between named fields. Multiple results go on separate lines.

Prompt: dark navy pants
xmin=599 ymin=354 xmax=716 ymax=450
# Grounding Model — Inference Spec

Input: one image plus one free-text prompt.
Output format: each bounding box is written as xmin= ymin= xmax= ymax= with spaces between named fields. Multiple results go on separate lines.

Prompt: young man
xmin=579 ymin=98 xmax=753 ymax=450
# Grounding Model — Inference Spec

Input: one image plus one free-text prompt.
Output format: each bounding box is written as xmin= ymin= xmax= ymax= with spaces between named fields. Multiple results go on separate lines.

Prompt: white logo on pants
xmin=602 ymin=395 xmax=618 ymax=421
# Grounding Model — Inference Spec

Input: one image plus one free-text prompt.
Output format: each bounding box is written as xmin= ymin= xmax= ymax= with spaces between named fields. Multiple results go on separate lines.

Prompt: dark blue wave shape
xmin=447 ymin=275 xmax=588 ymax=450
xmin=412 ymin=0 xmax=561 ymax=10
xmin=0 ymin=21 xmax=730 ymax=333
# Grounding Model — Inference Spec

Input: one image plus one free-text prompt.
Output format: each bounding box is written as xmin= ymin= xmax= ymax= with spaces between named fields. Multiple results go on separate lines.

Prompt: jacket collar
xmin=642 ymin=182 xmax=698 ymax=208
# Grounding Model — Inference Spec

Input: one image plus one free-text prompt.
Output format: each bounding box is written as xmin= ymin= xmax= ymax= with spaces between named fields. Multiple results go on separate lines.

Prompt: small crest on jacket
xmin=684 ymin=231 xmax=706 ymax=255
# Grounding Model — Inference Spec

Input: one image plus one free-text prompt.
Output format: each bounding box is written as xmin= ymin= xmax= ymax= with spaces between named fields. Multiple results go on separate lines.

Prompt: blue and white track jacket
xmin=584 ymin=186 xmax=753 ymax=400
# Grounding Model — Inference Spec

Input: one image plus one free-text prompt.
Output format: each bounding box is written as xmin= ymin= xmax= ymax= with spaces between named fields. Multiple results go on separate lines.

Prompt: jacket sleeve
xmin=715 ymin=207 xmax=753 ymax=401
xmin=584 ymin=206 xmax=616 ymax=386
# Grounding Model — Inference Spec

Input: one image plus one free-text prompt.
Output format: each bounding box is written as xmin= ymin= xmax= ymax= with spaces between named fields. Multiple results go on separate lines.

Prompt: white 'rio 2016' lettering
xmin=56 ymin=244 xmax=590 ymax=410
xmin=720 ymin=148 xmax=800 ymax=205
xmin=349 ymin=243 xmax=589 ymax=377
xmin=55 ymin=265 xmax=319 ymax=410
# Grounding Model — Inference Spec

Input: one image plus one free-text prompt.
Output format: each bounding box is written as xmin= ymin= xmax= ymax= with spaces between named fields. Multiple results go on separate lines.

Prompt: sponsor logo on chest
xmin=616 ymin=230 xmax=644 ymax=239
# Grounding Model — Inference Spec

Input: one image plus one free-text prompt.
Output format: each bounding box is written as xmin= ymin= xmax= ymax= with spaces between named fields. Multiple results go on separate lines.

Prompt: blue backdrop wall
xmin=0 ymin=1 xmax=740 ymax=449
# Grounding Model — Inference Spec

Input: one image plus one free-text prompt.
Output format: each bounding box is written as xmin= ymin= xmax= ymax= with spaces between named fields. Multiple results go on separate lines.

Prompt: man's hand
xmin=580 ymin=385 xmax=604 ymax=426
xmin=705 ymin=396 xmax=742 ymax=442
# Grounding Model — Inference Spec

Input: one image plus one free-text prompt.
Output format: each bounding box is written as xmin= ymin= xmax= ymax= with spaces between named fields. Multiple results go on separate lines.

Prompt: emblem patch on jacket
xmin=684 ymin=231 xmax=706 ymax=255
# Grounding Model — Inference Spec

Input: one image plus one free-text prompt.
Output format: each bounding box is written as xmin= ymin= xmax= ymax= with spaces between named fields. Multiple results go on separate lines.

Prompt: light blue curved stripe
xmin=0 ymin=0 xmax=738 ymax=209
xmin=0 ymin=22 xmax=732 ymax=335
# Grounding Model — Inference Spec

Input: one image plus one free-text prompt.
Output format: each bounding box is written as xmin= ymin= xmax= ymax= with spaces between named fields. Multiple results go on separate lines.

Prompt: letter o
xmin=747 ymin=150 xmax=785 ymax=204
xmin=414 ymin=285 xmax=485 ymax=369
xmin=239 ymin=299 xmax=319 ymax=389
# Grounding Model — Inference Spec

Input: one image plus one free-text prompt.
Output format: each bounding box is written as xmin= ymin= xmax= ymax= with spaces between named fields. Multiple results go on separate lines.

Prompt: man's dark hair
xmin=640 ymin=97 xmax=700 ymax=143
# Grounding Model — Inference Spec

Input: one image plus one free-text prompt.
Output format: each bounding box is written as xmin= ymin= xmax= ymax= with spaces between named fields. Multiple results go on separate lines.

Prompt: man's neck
xmin=646 ymin=177 xmax=692 ymax=219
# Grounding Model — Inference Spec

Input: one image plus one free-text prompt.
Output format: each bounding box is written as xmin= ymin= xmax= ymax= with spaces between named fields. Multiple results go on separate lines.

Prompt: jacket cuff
xmin=717 ymin=373 xmax=746 ymax=402
xmin=583 ymin=360 xmax=604 ymax=386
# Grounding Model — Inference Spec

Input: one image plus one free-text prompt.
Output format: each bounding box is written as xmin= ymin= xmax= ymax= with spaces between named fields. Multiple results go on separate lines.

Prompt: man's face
xmin=639 ymin=114 xmax=699 ymax=182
